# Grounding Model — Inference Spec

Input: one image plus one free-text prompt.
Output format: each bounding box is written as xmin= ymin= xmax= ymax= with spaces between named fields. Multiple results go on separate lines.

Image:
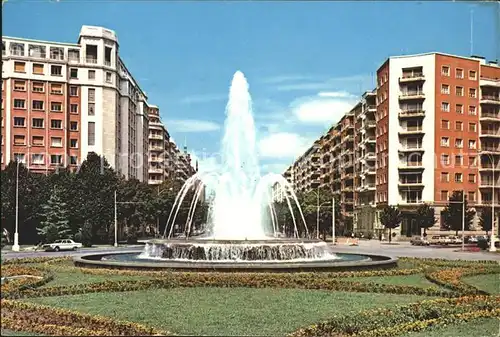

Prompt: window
xmin=468 ymin=139 xmax=476 ymax=149
xmin=32 ymin=63 xmax=44 ymax=75
xmin=441 ymin=137 xmax=450 ymax=147
xmin=441 ymin=119 xmax=449 ymax=129
xmin=469 ymin=88 xmax=476 ymax=98
xmin=441 ymin=66 xmax=450 ymax=76
xmin=105 ymin=72 xmax=112 ymax=83
xmin=88 ymin=70 xmax=95 ymax=80
xmin=455 ymin=138 xmax=463 ymax=148
xmin=14 ymin=117 xmax=25 ymax=127
xmin=50 ymin=102 xmax=62 ymax=112
xmin=32 ymin=82 xmax=44 ymax=93
xmin=70 ymin=121 xmax=78 ymax=131
xmin=469 ymin=123 xmax=476 ymax=132
xmin=32 ymin=136 xmax=44 ymax=146
xmin=70 ymin=68 xmax=78 ymax=79
xmin=456 ymin=68 xmax=464 ymax=79
xmin=14 ymin=153 xmax=25 ymax=163
xmin=468 ymin=191 xmax=475 ymax=202
xmin=88 ymin=103 xmax=95 ymax=116
xmin=31 ymin=154 xmax=44 ymax=165
xmin=468 ymin=156 xmax=477 ymax=167
xmin=70 ymin=104 xmax=78 ymax=113
xmin=468 ymin=105 xmax=477 ymax=115
xmin=50 ymin=155 xmax=62 ymax=165
xmin=14 ymin=61 xmax=25 ymax=73
xmin=32 ymin=118 xmax=44 ymax=128
xmin=455 ymin=155 xmax=462 ymax=166
xmin=441 ymin=190 xmax=448 ymax=201
xmin=469 ymin=70 xmax=477 ymax=80
xmin=468 ymin=174 xmax=476 ymax=183
xmin=88 ymin=88 xmax=95 ymax=102
xmin=51 ymin=65 xmax=62 ymax=76
xmin=32 ymin=100 xmax=44 ymax=110
xmin=69 ymin=86 xmax=78 ymax=96
xmin=13 ymin=135 xmax=25 ymax=145
xmin=13 ymin=99 xmax=25 ymax=109
xmin=50 ymin=137 xmax=62 ymax=147
xmin=70 ymin=156 xmax=78 ymax=165
xmin=50 ymin=83 xmax=63 ymax=94
xmin=88 ymin=121 xmax=95 ymax=145
xmin=70 ymin=139 xmax=78 ymax=148
xmin=455 ymin=173 xmax=463 ymax=183
xmin=13 ymin=80 xmax=26 ymax=91
xmin=441 ymin=84 xmax=450 ymax=94
xmin=455 ymin=121 xmax=463 ymax=131
xmin=456 ymin=104 xmax=463 ymax=114
xmin=441 ymin=172 xmax=449 ymax=182
xmin=441 ymin=102 xmax=450 ymax=112
xmin=50 ymin=119 xmax=62 ymax=129
xmin=455 ymin=86 xmax=464 ymax=96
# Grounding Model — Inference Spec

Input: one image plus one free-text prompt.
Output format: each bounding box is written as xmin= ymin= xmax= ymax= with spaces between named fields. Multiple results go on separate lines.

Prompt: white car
xmin=42 ymin=239 xmax=82 ymax=252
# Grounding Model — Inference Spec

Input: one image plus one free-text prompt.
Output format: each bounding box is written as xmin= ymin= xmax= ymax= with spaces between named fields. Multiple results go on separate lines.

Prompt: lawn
xmin=400 ymin=317 xmax=500 ymax=337
xmin=349 ymin=273 xmax=435 ymax=288
xmin=463 ymin=273 xmax=499 ymax=295
xmin=27 ymin=288 xmax=429 ymax=336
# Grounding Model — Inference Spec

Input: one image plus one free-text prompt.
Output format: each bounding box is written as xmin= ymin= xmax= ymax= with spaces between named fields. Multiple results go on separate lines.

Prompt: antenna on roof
xmin=470 ymin=9 xmax=474 ymax=56
xmin=183 ymin=136 xmax=187 ymax=153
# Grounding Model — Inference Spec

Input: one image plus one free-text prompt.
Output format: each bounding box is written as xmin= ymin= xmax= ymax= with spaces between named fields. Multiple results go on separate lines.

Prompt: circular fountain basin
xmin=74 ymin=238 xmax=397 ymax=272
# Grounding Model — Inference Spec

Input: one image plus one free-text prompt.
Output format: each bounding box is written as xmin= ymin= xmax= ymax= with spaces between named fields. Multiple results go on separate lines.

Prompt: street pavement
xmin=1 ymin=245 xmax=143 ymax=260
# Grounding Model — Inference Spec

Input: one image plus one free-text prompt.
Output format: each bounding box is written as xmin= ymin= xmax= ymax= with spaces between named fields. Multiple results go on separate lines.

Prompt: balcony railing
xmin=481 ymin=95 xmax=500 ymax=102
xmin=480 ymin=129 xmax=500 ymax=137
xmin=398 ymin=109 xmax=425 ymax=118
xmin=366 ymin=105 xmax=376 ymax=111
xmin=399 ymin=126 xmax=424 ymax=134
xmin=399 ymin=73 xmax=425 ymax=82
xmin=480 ymin=112 xmax=500 ymax=119
xmin=399 ymin=161 xmax=423 ymax=168
xmin=399 ymin=91 xmax=425 ymax=99
xmin=481 ymin=146 xmax=500 ymax=153
xmin=86 ymin=57 xmax=98 ymax=64
xmin=365 ymin=121 xmax=376 ymax=128
xmin=149 ymin=146 xmax=163 ymax=151
xmin=104 ymin=60 xmax=112 ymax=67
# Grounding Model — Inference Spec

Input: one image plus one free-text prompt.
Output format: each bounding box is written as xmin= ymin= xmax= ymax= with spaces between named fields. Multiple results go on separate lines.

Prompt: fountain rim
xmin=148 ymin=238 xmax=331 ymax=245
xmin=73 ymin=249 xmax=398 ymax=272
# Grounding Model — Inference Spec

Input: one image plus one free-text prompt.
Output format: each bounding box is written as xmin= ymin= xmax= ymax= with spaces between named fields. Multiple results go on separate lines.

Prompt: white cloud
xmin=166 ymin=120 xmax=221 ymax=133
xmin=188 ymin=150 xmax=220 ymax=173
xmin=290 ymin=95 xmax=355 ymax=125
xmin=317 ymin=91 xmax=355 ymax=98
xmin=180 ymin=93 xmax=227 ymax=105
xmin=273 ymin=74 xmax=373 ymax=93
xmin=261 ymin=74 xmax=314 ymax=84
xmin=258 ymin=132 xmax=313 ymax=159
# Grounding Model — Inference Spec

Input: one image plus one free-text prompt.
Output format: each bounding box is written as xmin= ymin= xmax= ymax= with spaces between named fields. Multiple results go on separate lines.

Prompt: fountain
xmin=74 ymin=71 xmax=396 ymax=271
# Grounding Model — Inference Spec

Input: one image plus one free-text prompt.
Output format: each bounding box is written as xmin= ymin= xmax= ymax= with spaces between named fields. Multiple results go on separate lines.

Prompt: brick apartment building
xmin=278 ymin=52 xmax=500 ymax=238
xmin=1 ymin=25 xmax=196 ymax=183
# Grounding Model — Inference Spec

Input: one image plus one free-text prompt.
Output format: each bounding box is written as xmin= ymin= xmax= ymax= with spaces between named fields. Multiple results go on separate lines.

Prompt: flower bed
xmin=425 ymin=266 xmax=500 ymax=295
xmin=289 ymin=296 xmax=500 ymax=337
xmin=0 ymin=300 xmax=170 ymax=336
xmin=1 ymin=265 xmax=53 ymax=296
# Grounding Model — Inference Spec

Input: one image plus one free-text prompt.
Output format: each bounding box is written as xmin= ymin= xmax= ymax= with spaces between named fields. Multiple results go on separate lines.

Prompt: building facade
xmin=280 ymin=52 xmax=500 ymax=238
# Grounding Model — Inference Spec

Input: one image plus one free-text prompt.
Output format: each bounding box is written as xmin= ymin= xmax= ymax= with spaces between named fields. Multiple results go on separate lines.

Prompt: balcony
xmin=402 ymin=199 xmax=424 ymax=205
xmin=398 ymin=161 xmax=424 ymax=170
xmin=148 ymin=179 xmax=162 ymax=185
xmin=399 ymin=144 xmax=424 ymax=152
xmin=365 ymin=105 xmax=376 ymax=111
xmin=149 ymin=157 xmax=162 ymax=163
xmin=104 ymin=60 xmax=112 ymax=67
xmin=86 ymin=57 xmax=98 ymax=64
xmin=479 ymin=180 xmax=500 ymax=188
xmin=149 ymin=167 xmax=163 ymax=174
xmin=481 ymin=95 xmax=500 ymax=105
xmin=398 ymin=180 xmax=424 ymax=188
xmin=149 ymin=146 xmax=163 ymax=152
xmin=480 ymin=77 xmax=500 ymax=88
xmin=399 ymin=91 xmax=425 ymax=100
xmin=480 ymin=111 xmax=500 ymax=121
xmin=365 ymin=120 xmax=376 ymax=128
xmin=398 ymin=109 xmax=425 ymax=119
xmin=480 ymin=129 xmax=500 ymax=138
xmin=398 ymin=126 xmax=424 ymax=135
xmin=149 ymin=134 xmax=163 ymax=140
xmin=399 ymin=73 xmax=425 ymax=83
xmin=479 ymin=163 xmax=500 ymax=171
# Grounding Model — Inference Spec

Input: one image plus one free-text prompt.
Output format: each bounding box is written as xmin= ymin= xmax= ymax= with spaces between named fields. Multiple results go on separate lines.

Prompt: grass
xmin=26 ymin=288 xmax=430 ymax=336
xmin=400 ymin=317 xmax=500 ymax=337
xmin=1 ymin=329 xmax=43 ymax=336
xmin=463 ymin=273 xmax=500 ymax=295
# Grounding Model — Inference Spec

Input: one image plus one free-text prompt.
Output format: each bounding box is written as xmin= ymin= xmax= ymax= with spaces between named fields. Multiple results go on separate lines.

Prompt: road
xmin=1 ymin=245 xmax=143 ymax=260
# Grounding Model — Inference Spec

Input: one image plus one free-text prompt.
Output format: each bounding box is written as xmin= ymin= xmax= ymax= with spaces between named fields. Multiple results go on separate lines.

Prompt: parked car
xmin=449 ymin=236 xmax=462 ymax=245
xmin=410 ymin=236 xmax=430 ymax=246
xmin=429 ymin=235 xmax=441 ymax=245
xmin=467 ymin=236 xmax=479 ymax=243
xmin=42 ymin=239 xmax=82 ymax=252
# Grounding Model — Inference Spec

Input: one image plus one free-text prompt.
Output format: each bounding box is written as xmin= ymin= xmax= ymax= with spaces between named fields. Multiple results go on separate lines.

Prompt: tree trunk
xmin=389 ymin=228 xmax=392 ymax=243
xmin=455 ymin=230 xmax=458 ymax=236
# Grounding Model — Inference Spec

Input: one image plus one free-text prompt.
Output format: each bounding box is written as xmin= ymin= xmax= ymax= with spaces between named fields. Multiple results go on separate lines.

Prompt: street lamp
xmin=11 ymin=161 xmax=20 ymax=252
xmin=485 ymin=154 xmax=497 ymax=252
xmin=113 ymin=190 xmax=147 ymax=247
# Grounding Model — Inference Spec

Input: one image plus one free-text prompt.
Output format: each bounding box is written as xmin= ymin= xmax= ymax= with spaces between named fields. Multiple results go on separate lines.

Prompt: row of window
xmin=440 ymin=137 xmax=476 ymax=149
xmin=13 ymin=153 xmax=78 ymax=165
xmin=440 ymin=84 xmax=477 ymax=98
xmin=440 ymin=190 xmax=477 ymax=202
xmin=13 ymin=62 xmax=113 ymax=83
xmin=12 ymin=81 xmax=79 ymax=96
xmin=13 ymin=134 xmax=78 ymax=148
xmin=440 ymin=172 xmax=475 ymax=183
xmin=13 ymin=99 xmax=80 ymax=113
xmin=441 ymin=102 xmax=477 ymax=115
xmin=441 ymin=120 xmax=477 ymax=132
xmin=13 ymin=117 xmax=78 ymax=130
xmin=441 ymin=66 xmax=477 ymax=80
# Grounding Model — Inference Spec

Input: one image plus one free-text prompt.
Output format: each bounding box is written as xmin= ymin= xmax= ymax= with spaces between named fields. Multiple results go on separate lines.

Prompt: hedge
xmin=289 ymin=296 xmax=500 ymax=337
xmin=0 ymin=300 xmax=170 ymax=336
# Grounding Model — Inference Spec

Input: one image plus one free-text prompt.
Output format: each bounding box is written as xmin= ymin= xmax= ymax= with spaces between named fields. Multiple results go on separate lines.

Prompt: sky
xmin=3 ymin=1 xmax=499 ymax=175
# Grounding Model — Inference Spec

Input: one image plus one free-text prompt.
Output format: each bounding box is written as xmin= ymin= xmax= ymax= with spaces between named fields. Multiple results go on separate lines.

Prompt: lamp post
xmin=12 ymin=161 xmax=20 ymax=252
xmin=332 ymin=197 xmax=336 ymax=245
xmin=113 ymin=190 xmax=148 ymax=247
xmin=490 ymin=155 xmax=497 ymax=252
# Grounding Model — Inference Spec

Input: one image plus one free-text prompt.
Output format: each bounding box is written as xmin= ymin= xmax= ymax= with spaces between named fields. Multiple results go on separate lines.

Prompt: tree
xmin=479 ymin=209 xmax=493 ymax=235
xmin=74 ymin=221 xmax=93 ymax=247
xmin=36 ymin=188 xmax=71 ymax=243
xmin=416 ymin=204 xmax=436 ymax=236
xmin=379 ymin=205 xmax=402 ymax=243
xmin=441 ymin=191 xmax=475 ymax=235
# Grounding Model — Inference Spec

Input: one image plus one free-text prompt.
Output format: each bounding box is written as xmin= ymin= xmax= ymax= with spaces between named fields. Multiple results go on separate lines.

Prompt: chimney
xmin=470 ymin=55 xmax=486 ymax=64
